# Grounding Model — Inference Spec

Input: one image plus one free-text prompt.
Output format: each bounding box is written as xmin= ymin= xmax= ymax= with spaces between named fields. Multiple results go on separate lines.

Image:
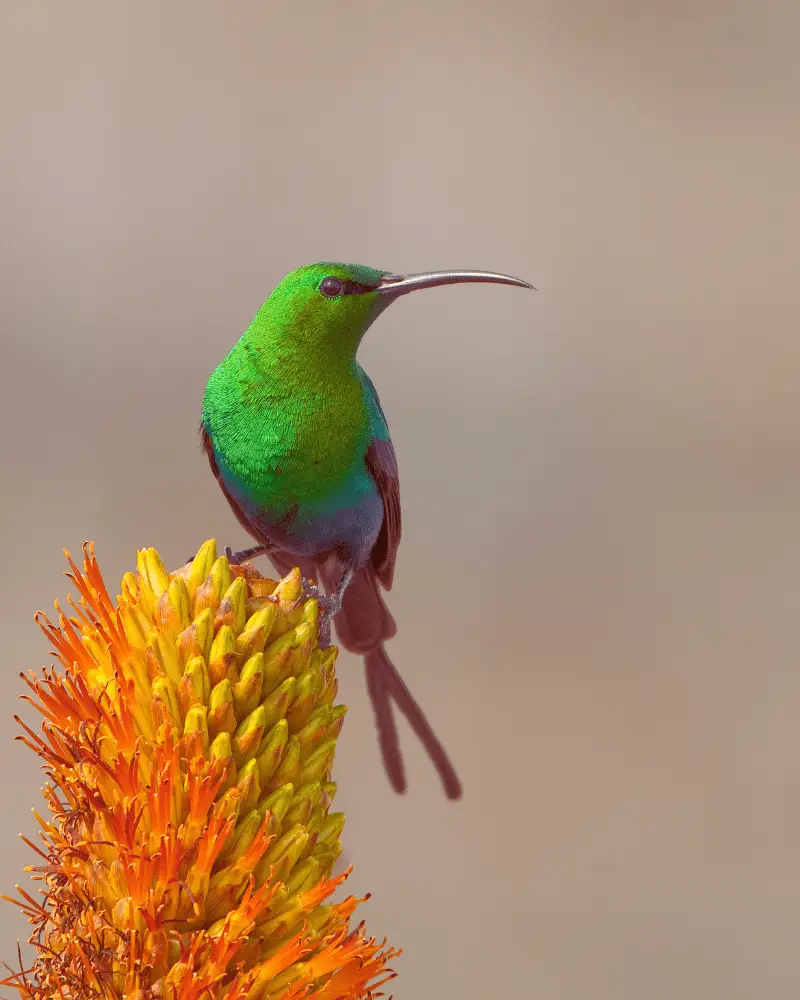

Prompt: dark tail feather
xmin=365 ymin=644 xmax=463 ymax=800
xmin=322 ymin=563 xmax=462 ymax=799
xmin=364 ymin=650 xmax=407 ymax=794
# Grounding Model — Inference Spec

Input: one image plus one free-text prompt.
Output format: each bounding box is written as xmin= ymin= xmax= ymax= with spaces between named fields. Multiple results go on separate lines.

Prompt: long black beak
xmin=377 ymin=269 xmax=535 ymax=299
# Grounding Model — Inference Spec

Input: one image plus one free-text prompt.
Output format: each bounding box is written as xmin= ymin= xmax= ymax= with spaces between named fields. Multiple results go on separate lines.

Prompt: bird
xmin=200 ymin=263 xmax=533 ymax=799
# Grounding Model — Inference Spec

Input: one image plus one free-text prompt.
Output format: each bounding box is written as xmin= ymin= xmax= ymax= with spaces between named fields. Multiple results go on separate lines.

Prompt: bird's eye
xmin=319 ymin=276 xmax=344 ymax=298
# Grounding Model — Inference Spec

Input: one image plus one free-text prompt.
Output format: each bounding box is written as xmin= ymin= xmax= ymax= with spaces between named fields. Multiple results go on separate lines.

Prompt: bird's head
xmin=259 ymin=262 xmax=533 ymax=358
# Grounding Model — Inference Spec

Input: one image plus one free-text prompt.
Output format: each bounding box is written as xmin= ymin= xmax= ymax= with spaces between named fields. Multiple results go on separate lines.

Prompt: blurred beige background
xmin=2 ymin=0 xmax=800 ymax=996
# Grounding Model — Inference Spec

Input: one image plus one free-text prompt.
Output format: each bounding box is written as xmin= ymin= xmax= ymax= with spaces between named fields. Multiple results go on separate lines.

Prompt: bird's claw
xmin=301 ymin=578 xmax=342 ymax=615
xmin=224 ymin=544 xmax=270 ymax=565
xmin=300 ymin=578 xmax=342 ymax=648
xmin=300 ymin=577 xmax=322 ymax=601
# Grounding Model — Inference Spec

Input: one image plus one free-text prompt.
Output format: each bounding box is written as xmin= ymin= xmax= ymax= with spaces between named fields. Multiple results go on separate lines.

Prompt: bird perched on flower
xmin=201 ymin=263 xmax=533 ymax=799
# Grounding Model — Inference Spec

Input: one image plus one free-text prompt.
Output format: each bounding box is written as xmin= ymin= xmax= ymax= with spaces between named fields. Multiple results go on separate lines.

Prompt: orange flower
xmin=2 ymin=541 xmax=399 ymax=1000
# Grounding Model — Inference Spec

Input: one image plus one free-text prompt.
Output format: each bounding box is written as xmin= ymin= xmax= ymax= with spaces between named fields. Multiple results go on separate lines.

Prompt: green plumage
xmin=202 ymin=263 xmax=386 ymax=517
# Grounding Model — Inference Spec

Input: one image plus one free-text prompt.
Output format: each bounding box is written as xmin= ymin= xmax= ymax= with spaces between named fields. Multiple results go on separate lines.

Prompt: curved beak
xmin=377 ymin=269 xmax=535 ymax=299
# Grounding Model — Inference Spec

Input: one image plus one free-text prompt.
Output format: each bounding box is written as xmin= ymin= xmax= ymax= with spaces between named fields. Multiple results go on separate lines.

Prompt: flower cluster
xmin=2 ymin=541 xmax=398 ymax=1000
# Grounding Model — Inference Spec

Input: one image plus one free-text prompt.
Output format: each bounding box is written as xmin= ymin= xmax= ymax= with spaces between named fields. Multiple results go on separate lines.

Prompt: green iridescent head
xmin=249 ymin=261 xmax=534 ymax=360
xmin=259 ymin=262 xmax=388 ymax=354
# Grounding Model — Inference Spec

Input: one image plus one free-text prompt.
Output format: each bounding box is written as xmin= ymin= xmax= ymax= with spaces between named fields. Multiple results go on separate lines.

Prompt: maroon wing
xmin=365 ymin=437 xmax=401 ymax=590
xmin=332 ymin=437 xmax=401 ymax=653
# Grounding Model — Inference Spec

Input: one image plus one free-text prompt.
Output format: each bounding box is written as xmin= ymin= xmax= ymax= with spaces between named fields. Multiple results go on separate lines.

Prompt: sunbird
xmin=201 ymin=263 xmax=533 ymax=798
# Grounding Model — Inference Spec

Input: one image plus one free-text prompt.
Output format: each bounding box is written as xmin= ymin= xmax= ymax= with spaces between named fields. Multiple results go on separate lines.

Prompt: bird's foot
xmin=301 ymin=578 xmax=343 ymax=619
xmin=184 ymin=543 xmax=270 ymax=566
xmin=301 ymin=578 xmax=344 ymax=648
xmin=224 ymin=544 xmax=271 ymax=566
